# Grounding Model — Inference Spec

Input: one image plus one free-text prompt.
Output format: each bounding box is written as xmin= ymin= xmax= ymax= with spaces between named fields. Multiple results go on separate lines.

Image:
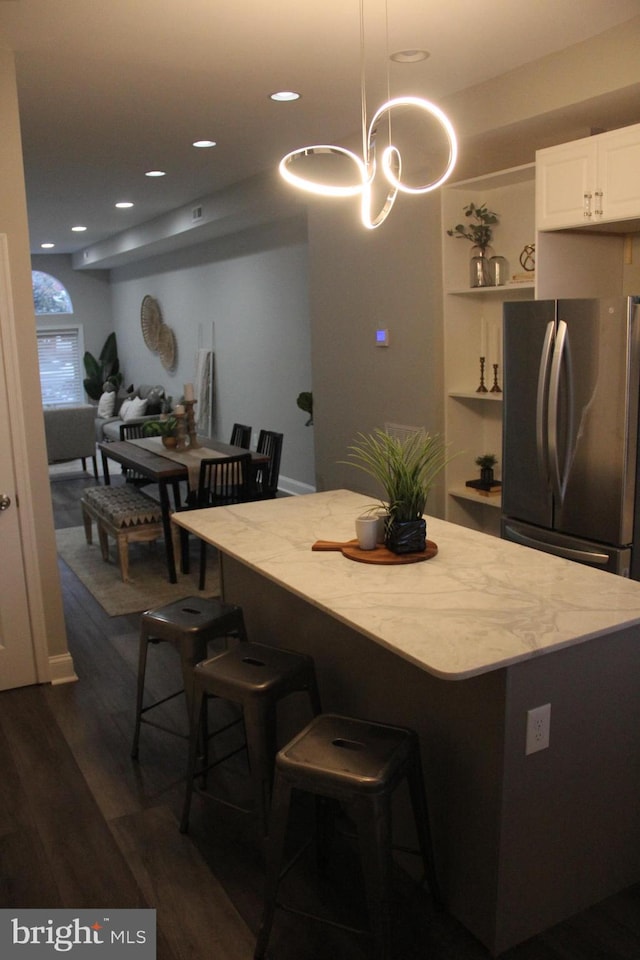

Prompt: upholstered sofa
xmin=95 ymin=383 xmax=167 ymax=442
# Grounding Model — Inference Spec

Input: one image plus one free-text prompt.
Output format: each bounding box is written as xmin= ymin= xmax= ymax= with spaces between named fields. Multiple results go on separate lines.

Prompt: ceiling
xmin=1 ymin=0 xmax=639 ymax=256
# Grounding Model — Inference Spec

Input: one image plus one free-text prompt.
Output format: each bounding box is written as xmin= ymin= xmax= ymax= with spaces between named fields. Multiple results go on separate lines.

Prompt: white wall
xmin=109 ymin=218 xmax=315 ymax=490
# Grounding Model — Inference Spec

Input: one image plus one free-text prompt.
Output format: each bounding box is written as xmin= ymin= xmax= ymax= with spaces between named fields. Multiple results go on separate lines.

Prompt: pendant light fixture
xmin=279 ymin=0 xmax=458 ymax=229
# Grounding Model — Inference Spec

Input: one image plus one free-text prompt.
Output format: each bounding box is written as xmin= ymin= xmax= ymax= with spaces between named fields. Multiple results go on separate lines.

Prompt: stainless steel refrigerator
xmin=501 ymin=296 xmax=640 ymax=578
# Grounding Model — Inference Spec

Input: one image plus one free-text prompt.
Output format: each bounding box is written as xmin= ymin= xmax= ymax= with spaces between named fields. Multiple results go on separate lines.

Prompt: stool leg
xmin=116 ymin=532 xmax=129 ymax=582
xmin=351 ymin=794 xmax=393 ymax=960
xmin=82 ymin=505 xmax=93 ymax=545
xmin=243 ymin=699 xmax=277 ymax=836
xmin=406 ymin=750 xmax=441 ymax=905
xmin=254 ymin=772 xmax=292 ymax=960
xmin=180 ymin=684 xmax=206 ymax=833
xmin=97 ymin=522 xmax=109 ymax=562
xmin=131 ymin=632 xmax=150 ymax=759
xmin=199 ymin=539 xmax=207 ymax=591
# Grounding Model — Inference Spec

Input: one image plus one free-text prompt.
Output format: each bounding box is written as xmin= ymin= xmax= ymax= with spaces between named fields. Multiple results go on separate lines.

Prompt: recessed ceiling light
xmin=192 ymin=140 xmax=217 ymax=148
xmin=270 ymin=91 xmax=301 ymax=102
xmin=71 ymin=225 xmax=87 ymax=232
xmin=41 ymin=242 xmax=55 ymax=249
xmin=115 ymin=201 xmax=134 ymax=208
xmin=390 ymin=49 xmax=430 ymax=63
xmin=145 ymin=170 xmax=166 ymax=177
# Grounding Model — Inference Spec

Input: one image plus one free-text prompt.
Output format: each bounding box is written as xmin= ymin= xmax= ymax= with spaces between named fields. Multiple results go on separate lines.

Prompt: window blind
xmin=37 ymin=326 xmax=85 ymax=406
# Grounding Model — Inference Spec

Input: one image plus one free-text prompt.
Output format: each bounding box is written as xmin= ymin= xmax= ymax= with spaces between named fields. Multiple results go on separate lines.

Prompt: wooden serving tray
xmin=312 ymin=538 xmax=438 ymax=565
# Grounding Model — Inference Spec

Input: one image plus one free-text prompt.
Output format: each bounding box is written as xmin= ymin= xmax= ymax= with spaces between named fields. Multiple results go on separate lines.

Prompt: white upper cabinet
xmin=536 ymin=122 xmax=640 ymax=230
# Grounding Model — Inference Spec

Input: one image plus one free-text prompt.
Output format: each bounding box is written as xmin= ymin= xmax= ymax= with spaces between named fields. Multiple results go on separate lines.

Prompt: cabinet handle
xmin=594 ymin=189 xmax=603 ymax=216
xmin=583 ymin=192 xmax=592 ymax=218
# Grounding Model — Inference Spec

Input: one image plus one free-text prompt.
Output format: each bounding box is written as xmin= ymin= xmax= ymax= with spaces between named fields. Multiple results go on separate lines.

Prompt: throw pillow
xmin=97 ymin=390 xmax=116 ymax=418
xmin=120 ymin=396 xmax=148 ymax=421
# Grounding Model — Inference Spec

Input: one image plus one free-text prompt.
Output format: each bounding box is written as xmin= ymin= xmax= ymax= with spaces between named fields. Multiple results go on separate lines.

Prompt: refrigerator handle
xmin=548 ymin=319 xmax=574 ymax=503
xmin=503 ymin=523 xmax=610 ymax=567
xmin=536 ymin=320 xmax=555 ymax=486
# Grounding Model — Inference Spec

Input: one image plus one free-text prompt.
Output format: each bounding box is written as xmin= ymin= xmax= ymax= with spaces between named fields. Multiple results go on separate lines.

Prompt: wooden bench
xmin=81 ymin=486 xmax=175 ymax=582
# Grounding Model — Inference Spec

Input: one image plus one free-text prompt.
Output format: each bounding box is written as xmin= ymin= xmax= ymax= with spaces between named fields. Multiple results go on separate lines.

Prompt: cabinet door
xmin=599 ymin=125 xmax=640 ymax=222
xmin=536 ymin=138 xmax=595 ymax=230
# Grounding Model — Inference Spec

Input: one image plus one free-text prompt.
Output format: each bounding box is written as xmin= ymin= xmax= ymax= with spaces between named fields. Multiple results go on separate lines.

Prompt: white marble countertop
xmin=173 ymin=489 xmax=640 ymax=680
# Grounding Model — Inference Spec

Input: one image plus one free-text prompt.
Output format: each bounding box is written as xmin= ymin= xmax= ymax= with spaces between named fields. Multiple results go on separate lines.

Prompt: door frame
xmin=0 ymin=234 xmax=70 ymax=685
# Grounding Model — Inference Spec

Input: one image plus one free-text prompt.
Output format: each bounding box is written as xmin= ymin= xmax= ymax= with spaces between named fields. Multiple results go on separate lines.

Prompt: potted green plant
xmin=447 ymin=202 xmax=500 ymax=287
xmin=142 ymin=415 xmax=178 ymax=448
xmin=343 ymin=429 xmax=452 ymax=554
xmin=475 ymin=453 xmax=497 ymax=485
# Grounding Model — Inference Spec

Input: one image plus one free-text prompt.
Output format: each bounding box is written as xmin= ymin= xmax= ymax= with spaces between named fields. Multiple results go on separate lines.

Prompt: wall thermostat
xmin=376 ymin=328 xmax=390 ymax=347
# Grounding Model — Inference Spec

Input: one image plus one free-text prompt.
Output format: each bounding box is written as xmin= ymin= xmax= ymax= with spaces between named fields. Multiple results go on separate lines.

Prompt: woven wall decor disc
xmin=157 ymin=324 xmax=176 ymax=371
xmin=141 ymin=295 xmax=162 ymax=350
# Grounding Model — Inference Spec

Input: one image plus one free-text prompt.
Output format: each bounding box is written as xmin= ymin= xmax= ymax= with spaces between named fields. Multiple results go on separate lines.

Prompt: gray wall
xmin=307 ymin=190 xmax=446 ymax=515
xmin=109 ymin=217 xmax=315 ymax=492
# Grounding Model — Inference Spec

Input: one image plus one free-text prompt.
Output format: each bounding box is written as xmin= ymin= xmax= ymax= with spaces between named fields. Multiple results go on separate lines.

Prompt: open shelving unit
xmin=441 ymin=163 xmax=536 ymax=535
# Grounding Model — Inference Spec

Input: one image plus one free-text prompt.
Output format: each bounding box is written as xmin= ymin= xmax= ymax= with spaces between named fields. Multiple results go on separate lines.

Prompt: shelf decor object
xmin=477 ymin=357 xmax=488 ymax=393
xmin=490 ymin=364 xmax=502 ymax=393
xmin=447 ymin=201 xmax=499 ymax=288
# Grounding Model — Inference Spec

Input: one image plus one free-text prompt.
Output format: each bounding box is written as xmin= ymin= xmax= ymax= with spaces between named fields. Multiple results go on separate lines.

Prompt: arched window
xmin=32 ymin=270 xmax=73 ymax=315
xmin=33 ymin=271 xmax=83 ymax=405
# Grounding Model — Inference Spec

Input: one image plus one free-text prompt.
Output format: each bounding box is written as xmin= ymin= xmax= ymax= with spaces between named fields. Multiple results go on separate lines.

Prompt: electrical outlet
xmin=525 ymin=703 xmax=551 ymax=755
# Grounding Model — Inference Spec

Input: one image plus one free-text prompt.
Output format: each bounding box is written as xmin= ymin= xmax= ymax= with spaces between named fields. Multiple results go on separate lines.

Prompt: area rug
xmin=55 ymin=525 xmax=219 ymax=616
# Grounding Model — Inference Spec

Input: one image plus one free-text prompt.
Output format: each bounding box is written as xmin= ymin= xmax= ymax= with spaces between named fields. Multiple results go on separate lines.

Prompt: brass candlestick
xmin=184 ymin=399 xmax=200 ymax=449
xmin=490 ymin=363 xmax=502 ymax=393
xmin=476 ymin=356 xmax=488 ymax=393
xmin=174 ymin=411 xmax=188 ymax=451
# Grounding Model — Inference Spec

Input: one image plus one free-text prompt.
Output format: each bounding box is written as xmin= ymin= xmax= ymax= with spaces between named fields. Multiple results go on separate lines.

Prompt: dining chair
xmin=180 ymin=452 xmax=252 ymax=590
xmin=119 ymin=421 xmax=152 ymax=486
xmin=229 ymin=422 xmax=252 ymax=448
xmin=251 ymin=430 xmax=283 ymax=500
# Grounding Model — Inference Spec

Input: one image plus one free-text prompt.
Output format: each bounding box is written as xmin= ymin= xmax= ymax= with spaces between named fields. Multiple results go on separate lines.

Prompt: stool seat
xmin=255 ymin=713 xmax=439 ymax=960
xmin=181 ymin=642 xmax=321 ymax=837
xmin=279 ymin=713 xmax=416 ymax=794
xmin=132 ymin=595 xmax=247 ymax=759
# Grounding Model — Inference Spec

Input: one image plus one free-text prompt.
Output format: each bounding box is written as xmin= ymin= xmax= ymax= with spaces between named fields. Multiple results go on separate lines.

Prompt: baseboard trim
xmin=278 ymin=476 xmax=316 ymax=497
xmin=49 ymin=652 xmax=79 ymax=685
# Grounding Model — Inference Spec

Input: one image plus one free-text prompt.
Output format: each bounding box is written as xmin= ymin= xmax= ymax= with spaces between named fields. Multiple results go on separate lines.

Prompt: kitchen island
xmin=173 ymin=489 xmax=640 ymax=954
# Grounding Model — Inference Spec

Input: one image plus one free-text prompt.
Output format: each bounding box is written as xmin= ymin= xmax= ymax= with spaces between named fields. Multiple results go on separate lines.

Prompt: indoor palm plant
xmin=344 ymin=428 xmax=452 ymax=554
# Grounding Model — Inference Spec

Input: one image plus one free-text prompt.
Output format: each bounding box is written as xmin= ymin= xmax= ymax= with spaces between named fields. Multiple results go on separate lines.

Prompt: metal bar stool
xmin=131 ymin=595 xmax=247 ymax=759
xmin=180 ymin=642 xmax=321 ymax=837
xmin=254 ymin=713 xmax=440 ymax=960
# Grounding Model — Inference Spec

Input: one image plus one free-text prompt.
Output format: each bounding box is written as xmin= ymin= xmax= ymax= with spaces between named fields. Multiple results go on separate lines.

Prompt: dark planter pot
xmin=385 ymin=518 xmax=427 ymax=555
xmin=480 ymin=466 xmax=494 ymax=484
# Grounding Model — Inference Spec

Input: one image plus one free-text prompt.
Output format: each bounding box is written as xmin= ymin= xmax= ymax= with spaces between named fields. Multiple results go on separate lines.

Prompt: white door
xmin=0 ymin=242 xmax=39 ymax=689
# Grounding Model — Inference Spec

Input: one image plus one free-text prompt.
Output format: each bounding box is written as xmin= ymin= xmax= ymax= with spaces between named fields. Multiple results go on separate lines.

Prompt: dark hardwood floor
xmin=0 ymin=467 xmax=638 ymax=959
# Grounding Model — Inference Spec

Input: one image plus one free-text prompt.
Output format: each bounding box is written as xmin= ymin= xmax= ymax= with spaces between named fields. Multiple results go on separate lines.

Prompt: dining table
xmin=97 ymin=436 xmax=268 ymax=583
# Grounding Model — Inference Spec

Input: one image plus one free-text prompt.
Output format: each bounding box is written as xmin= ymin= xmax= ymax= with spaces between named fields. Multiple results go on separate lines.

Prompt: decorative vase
xmin=385 ymin=518 xmax=427 ymax=555
xmin=489 ymin=255 xmax=509 ymax=286
xmin=480 ymin=466 xmax=494 ymax=484
xmin=469 ymin=245 xmax=494 ymax=287
xmin=162 ymin=435 xmax=178 ymax=449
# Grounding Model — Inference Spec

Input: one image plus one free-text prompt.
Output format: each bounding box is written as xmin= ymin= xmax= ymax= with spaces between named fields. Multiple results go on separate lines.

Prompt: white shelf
xmin=443 ymin=162 xmax=535 ymax=536
xmin=447 ymin=283 xmax=534 ymax=296
xmin=449 ymin=487 xmax=502 ymax=509
xmin=449 ymin=391 xmax=503 ymax=402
